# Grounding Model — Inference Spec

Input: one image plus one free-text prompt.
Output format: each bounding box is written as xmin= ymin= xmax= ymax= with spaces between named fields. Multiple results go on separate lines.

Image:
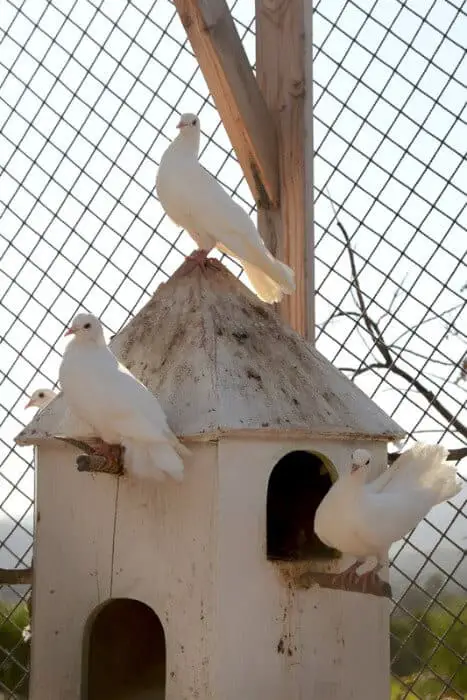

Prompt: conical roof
xmin=16 ymin=259 xmax=405 ymax=445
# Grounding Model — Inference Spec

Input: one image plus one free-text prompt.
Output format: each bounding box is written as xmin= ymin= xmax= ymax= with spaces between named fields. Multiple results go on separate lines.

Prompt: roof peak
xmin=16 ymin=259 xmax=405 ymax=445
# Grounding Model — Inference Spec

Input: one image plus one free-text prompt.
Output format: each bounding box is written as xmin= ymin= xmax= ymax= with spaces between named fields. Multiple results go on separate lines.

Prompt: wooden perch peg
xmin=54 ymin=437 xmax=124 ymax=475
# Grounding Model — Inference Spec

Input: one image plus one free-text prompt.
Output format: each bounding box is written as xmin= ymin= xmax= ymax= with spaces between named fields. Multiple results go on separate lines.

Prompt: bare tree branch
xmin=326 ymin=214 xmax=467 ymax=441
xmin=337 ymin=221 xmax=393 ymax=365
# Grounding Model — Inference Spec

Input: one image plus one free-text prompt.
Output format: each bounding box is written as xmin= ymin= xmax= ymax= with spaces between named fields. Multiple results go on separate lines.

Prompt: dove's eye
xmin=38 ymin=392 xmax=44 ymax=398
xmin=83 ymin=322 xmax=91 ymax=329
xmin=365 ymin=459 xmax=370 ymax=465
xmin=191 ymin=118 xmax=197 ymax=126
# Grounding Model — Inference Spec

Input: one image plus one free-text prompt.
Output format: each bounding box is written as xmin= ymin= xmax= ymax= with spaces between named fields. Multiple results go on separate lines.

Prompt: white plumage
xmin=156 ymin=112 xmax=296 ymax=304
xmin=25 ymin=388 xmax=57 ymax=410
xmin=59 ymin=313 xmax=189 ymax=482
xmin=315 ymin=444 xmax=463 ymax=585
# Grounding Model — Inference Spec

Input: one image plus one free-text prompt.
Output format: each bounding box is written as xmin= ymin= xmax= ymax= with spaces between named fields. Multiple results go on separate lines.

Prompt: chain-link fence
xmin=0 ymin=0 xmax=465 ymax=697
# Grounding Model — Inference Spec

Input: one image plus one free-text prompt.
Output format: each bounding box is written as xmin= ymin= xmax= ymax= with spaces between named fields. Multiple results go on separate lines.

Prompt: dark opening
xmin=83 ymin=598 xmax=166 ymax=700
xmin=267 ymin=450 xmax=339 ymax=561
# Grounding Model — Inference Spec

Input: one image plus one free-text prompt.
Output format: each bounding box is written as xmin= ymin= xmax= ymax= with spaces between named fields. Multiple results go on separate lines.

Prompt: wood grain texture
xmin=30 ymin=444 xmax=118 ymax=700
xmin=217 ymin=438 xmax=392 ymax=699
xmin=256 ymin=0 xmax=314 ymax=339
xmin=0 ymin=567 xmax=33 ymax=585
xmin=172 ymin=0 xmax=279 ymax=207
xmin=110 ymin=444 xmax=218 ymax=699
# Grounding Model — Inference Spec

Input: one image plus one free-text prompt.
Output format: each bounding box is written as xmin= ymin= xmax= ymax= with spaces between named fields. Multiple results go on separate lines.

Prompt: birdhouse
xmin=16 ymin=259 xmax=404 ymax=700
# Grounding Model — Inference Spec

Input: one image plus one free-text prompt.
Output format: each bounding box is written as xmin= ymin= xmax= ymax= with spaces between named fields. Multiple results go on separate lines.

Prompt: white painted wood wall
xmin=30 ymin=438 xmax=390 ymax=700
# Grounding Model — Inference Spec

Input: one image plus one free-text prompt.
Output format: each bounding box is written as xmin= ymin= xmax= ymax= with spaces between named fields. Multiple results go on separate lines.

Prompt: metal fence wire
xmin=0 ymin=0 xmax=465 ymax=697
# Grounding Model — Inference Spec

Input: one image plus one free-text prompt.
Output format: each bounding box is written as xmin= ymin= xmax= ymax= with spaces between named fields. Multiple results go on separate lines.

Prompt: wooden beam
xmin=0 ymin=567 xmax=33 ymax=586
xmin=256 ymin=0 xmax=314 ymax=340
xmin=173 ymin=0 xmax=279 ymax=208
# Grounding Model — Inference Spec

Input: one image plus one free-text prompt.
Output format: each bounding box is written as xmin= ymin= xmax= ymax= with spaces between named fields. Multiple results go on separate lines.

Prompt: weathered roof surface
xmin=16 ymin=259 xmax=405 ymax=445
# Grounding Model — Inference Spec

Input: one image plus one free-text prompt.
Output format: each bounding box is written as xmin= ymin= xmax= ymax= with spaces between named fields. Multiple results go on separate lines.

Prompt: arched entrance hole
xmin=83 ymin=598 xmax=166 ymax=700
xmin=267 ymin=450 xmax=340 ymax=561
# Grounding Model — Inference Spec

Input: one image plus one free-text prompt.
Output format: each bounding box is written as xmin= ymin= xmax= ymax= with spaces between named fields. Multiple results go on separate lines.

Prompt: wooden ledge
xmin=297 ymin=570 xmax=392 ymax=599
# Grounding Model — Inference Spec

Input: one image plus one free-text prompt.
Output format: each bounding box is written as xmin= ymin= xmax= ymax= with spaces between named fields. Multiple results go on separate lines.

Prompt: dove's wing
xmin=183 ymin=165 xmax=271 ymax=257
xmin=60 ymin=344 xmax=173 ymax=444
xmin=103 ymin=367 xmax=176 ymax=443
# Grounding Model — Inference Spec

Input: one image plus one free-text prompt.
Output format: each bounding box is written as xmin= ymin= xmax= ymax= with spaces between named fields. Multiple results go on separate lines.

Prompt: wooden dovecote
xmin=17 ymin=260 xmax=403 ymax=700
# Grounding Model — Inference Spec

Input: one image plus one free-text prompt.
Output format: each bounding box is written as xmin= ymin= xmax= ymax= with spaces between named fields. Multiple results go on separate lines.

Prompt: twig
xmin=337 ymin=220 xmax=393 ymax=365
xmin=338 ymin=363 xmax=387 ymax=378
xmin=390 ymin=365 xmax=467 ymax=439
xmin=391 ymin=345 xmax=459 ymax=368
xmin=0 ymin=567 xmax=33 ymax=586
xmin=54 ymin=437 xmax=95 ymax=454
xmin=390 ymin=303 xmax=465 ymax=347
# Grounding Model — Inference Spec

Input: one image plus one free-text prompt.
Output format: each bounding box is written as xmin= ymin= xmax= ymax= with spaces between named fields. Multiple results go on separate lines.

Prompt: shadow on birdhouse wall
xmin=82 ymin=598 xmax=166 ymax=700
xmin=266 ymin=451 xmax=340 ymax=561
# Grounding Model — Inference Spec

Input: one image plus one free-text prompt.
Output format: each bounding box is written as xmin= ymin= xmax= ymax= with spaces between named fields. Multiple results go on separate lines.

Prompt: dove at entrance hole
xmin=314 ymin=444 xmax=463 ymax=589
xmin=156 ymin=112 xmax=296 ymax=304
xmin=59 ymin=313 xmax=190 ymax=482
xmin=25 ymin=388 xmax=57 ymax=410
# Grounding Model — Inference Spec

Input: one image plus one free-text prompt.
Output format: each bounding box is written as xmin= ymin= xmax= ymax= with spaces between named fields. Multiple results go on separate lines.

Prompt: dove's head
xmin=350 ymin=449 xmax=372 ymax=474
xmin=25 ymin=388 xmax=56 ymax=410
xmin=64 ymin=313 xmax=105 ymax=345
xmin=175 ymin=112 xmax=200 ymax=153
xmin=177 ymin=112 xmax=199 ymax=131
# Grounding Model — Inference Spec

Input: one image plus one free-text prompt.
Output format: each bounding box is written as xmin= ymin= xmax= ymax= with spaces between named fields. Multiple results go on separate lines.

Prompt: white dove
xmin=314 ymin=444 xmax=463 ymax=589
xmin=25 ymin=388 xmax=57 ymax=410
xmin=59 ymin=313 xmax=189 ymax=482
xmin=156 ymin=112 xmax=296 ymax=304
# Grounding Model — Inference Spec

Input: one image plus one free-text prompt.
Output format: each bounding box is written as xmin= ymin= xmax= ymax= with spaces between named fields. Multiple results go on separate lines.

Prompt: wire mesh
xmin=0 ymin=0 xmax=465 ymax=697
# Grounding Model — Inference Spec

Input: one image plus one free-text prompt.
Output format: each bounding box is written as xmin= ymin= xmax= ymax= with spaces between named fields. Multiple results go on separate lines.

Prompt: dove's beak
xmin=24 ymin=399 xmax=33 ymax=409
xmin=176 ymin=120 xmax=187 ymax=129
xmin=64 ymin=327 xmax=76 ymax=336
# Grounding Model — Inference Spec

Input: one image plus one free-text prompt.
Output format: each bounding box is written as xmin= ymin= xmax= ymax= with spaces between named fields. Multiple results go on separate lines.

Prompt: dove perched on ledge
xmin=59 ymin=313 xmax=189 ymax=482
xmin=314 ymin=444 xmax=463 ymax=589
xmin=156 ymin=112 xmax=296 ymax=304
xmin=25 ymin=388 xmax=57 ymax=410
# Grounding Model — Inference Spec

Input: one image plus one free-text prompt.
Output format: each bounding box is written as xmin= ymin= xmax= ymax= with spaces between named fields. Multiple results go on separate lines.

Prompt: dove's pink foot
xmin=357 ymin=564 xmax=383 ymax=593
xmin=91 ymin=440 xmax=123 ymax=471
xmin=175 ymin=249 xmax=223 ymax=278
xmin=332 ymin=560 xmax=364 ymax=590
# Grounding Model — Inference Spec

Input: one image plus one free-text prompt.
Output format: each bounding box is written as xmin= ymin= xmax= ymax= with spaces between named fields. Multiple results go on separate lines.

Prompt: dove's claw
xmin=174 ymin=249 xmax=222 ymax=278
xmin=91 ymin=440 xmax=123 ymax=471
xmin=332 ymin=560 xmax=364 ymax=590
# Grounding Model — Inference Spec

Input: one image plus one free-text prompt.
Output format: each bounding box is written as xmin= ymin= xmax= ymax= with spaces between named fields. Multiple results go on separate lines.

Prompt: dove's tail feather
xmin=123 ymin=440 xmax=185 ymax=482
xmin=376 ymin=443 xmax=462 ymax=505
xmin=242 ymin=259 xmax=296 ymax=304
xmin=166 ymin=430 xmax=191 ymax=460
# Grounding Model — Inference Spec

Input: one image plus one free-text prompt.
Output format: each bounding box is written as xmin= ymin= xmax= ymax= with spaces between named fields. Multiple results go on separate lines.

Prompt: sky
xmin=0 ymin=0 xmax=465 ymax=593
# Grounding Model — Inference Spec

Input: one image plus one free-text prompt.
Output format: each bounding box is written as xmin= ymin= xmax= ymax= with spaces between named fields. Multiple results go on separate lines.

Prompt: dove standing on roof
xmin=156 ymin=112 xmax=296 ymax=304
xmin=314 ymin=444 xmax=463 ymax=590
xmin=59 ymin=313 xmax=189 ymax=482
xmin=25 ymin=388 xmax=57 ymax=410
